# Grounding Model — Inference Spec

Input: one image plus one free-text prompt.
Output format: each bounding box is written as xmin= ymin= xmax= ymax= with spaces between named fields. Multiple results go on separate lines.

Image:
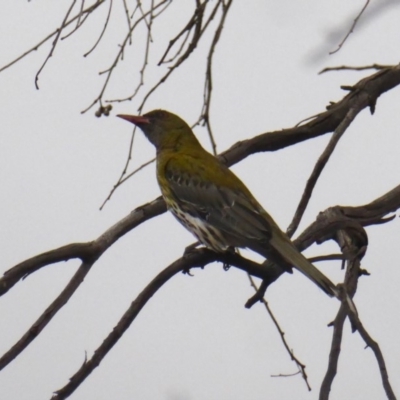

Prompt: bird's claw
xmin=182 ymin=268 xmax=194 ymax=276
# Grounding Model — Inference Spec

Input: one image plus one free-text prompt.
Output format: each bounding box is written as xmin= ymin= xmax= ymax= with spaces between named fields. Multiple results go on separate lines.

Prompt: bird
xmin=117 ymin=109 xmax=338 ymax=297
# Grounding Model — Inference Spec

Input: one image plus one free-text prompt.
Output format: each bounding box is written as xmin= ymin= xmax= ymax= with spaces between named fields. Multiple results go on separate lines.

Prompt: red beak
xmin=117 ymin=114 xmax=150 ymax=125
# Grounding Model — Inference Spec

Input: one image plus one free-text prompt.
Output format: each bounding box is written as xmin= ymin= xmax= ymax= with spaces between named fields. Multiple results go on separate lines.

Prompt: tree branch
xmin=0 ymin=0 xmax=106 ymax=74
xmin=49 ymin=183 xmax=400 ymax=398
xmin=248 ymin=275 xmax=311 ymax=391
xmin=0 ymin=197 xmax=166 ymax=296
xmin=287 ymin=102 xmax=364 ymax=237
xmin=0 ymin=261 xmax=94 ymax=371
xmin=329 ymin=0 xmax=370 ymax=55
xmin=220 ymin=65 xmax=400 ymax=168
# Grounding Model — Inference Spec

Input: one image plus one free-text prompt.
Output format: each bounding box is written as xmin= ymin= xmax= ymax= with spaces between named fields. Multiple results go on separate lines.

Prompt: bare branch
xmin=198 ymin=0 xmax=233 ymax=154
xmin=319 ymin=195 xmax=396 ymax=399
xmin=119 ymin=157 xmax=155 ymax=185
xmin=80 ymin=0 xmax=171 ymax=115
xmin=61 ymin=0 xmax=90 ymax=40
xmin=271 ymin=371 xmax=302 ymax=378
xmin=248 ymin=275 xmax=311 ymax=391
xmin=51 ymin=184 xmax=400 ymax=398
xmin=219 ymin=65 xmax=400 ymax=167
xmin=3 ymin=67 xmax=399 ymax=294
xmin=0 ymin=0 xmax=106 ymax=74
xmin=99 ymin=126 xmax=137 ymax=210
xmin=107 ymin=63 xmax=400 ymax=218
xmin=105 ymin=0 xmax=233 ymax=203
xmin=0 ymin=181 xmax=397 ymax=394
xmin=35 ymin=0 xmax=78 ymax=89
xmin=319 ymin=63 xmax=395 ymax=74
xmin=76 ymin=0 xmax=85 ymax=26
xmin=0 ymin=197 xmax=166 ymax=295
xmin=50 ymin=247 xmax=278 ymax=399
xmin=1 ymin=64 xmax=399 ymax=397
xmin=110 ymin=0 xmax=225 ymax=108
xmin=348 ymin=310 xmax=397 ymax=400
xmin=99 ymin=157 xmax=155 ymax=210
xmin=0 ymin=261 xmax=94 ymax=371
xmin=309 ymin=254 xmax=345 ymax=263
xmin=287 ymin=105 xmax=362 ymax=238
xmin=83 ymin=0 xmax=113 ymax=57
xmin=105 ymin=0 xmax=155 ymax=103
xmin=1 ymin=3 xmax=399 ymax=400
xmin=158 ymin=0 xmax=206 ymax=65
xmin=329 ymin=0 xmax=370 ymax=55
xmin=246 ymin=185 xmax=400 ymax=309
xmin=121 ymin=0 xmax=132 ymax=43
xmin=319 ymin=304 xmax=347 ymax=399
xmin=320 ymin=208 xmax=366 ymax=399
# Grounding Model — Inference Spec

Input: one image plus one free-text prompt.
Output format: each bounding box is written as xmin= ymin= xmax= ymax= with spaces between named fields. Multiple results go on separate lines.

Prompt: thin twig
xmin=107 ymin=0 xmax=228 ymax=125
xmin=99 ymin=127 xmax=136 ymax=210
xmin=247 ymin=275 xmax=311 ymax=390
xmin=119 ymin=157 xmax=155 ymax=185
xmin=107 ymin=0 xmax=154 ymax=101
xmin=35 ymin=0 xmax=78 ymax=89
xmin=0 ymin=0 xmax=106 ymax=74
xmin=158 ymin=0 xmax=206 ymax=65
xmin=81 ymin=0 xmax=170 ymax=115
xmin=61 ymin=12 xmax=91 ymax=40
xmin=198 ymin=0 xmax=223 ymax=37
xmin=122 ymin=0 xmax=133 ymax=44
xmin=98 ymin=4 xmax=176 ymax=205
xmin=83 ymin=0 xmax=113 ymax=57
xmin=199 ymin=0 xmax=233 ymax=154
xmin=136 ymin=0 xmax=154 ymax=32
xmin=104 ymin=1 xmax=227 ymax=204
xmin=99 ymin=157 xmax=155 ymax=210
xmin=77 ymin=0 xmax=85 ymax=26
xmin=120 ymin=5 xmax=201 ymax=103
xmin=320 ymin=63 xmax=394 ymax=74
xmin=158 ymin=27 xmax=191 ymax=65
xmin=61 ymin=0 xmax=88 ymax=40
xmin=330 ymin=0 xmax=370 ymax=55
xmin=308 ymin=254 xmax=344 ymax=263
xmin=271 ymin=371 xmax=302 ymax=378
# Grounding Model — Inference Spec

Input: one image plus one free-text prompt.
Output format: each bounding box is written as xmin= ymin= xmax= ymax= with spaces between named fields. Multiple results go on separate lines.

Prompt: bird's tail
xmin=270 ymin=232 xmax=339 ymax=298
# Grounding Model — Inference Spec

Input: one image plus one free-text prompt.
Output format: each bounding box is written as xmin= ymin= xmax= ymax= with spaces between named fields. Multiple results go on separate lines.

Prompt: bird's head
xmin=117 ymin=109 xmax=196 ymax=150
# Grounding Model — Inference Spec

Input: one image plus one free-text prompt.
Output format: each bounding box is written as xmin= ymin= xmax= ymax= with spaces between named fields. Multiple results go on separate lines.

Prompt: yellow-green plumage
xmin=117 ymin=109 xmax=338 ymax=298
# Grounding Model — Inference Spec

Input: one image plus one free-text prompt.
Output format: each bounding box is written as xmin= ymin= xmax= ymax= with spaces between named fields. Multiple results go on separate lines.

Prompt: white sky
xmin=0 ymin=1 xmax=399 ymax=399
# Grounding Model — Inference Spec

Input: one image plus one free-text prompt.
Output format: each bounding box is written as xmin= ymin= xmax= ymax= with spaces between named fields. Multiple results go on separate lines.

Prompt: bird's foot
xmin=222 ymin=246 xmax=237 ymax=271
xmin=182 ymin=241 xmax=201 ymax=275
xmin=182 ymin=268 xmax=194 ymax=276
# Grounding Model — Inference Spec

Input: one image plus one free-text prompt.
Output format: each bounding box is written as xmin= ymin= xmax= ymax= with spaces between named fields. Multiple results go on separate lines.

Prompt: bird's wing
xmin=162 ymin=153 xmax=272 ymax=243
xmin=162 ymin=153 xmax=339 ymax=298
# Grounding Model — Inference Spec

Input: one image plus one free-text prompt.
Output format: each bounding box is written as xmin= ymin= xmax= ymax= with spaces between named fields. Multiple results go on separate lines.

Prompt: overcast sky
xmin=0 ymin=1 xmax=400 ymax=399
